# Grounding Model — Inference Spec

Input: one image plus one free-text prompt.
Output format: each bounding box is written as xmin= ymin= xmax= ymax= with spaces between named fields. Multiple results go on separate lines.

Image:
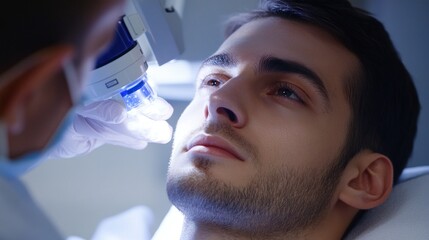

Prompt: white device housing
xmin=85 ymin=0 xmax=183 ymax=107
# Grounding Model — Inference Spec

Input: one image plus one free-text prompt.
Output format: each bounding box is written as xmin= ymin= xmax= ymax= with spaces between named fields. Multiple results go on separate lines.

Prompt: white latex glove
xmin=47 ymin=97 xmax=173 ymax=159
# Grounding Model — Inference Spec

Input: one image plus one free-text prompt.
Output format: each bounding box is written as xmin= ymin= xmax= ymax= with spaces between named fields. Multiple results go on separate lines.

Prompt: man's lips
xmin=186 ymin=134 xmax=245 ymax=161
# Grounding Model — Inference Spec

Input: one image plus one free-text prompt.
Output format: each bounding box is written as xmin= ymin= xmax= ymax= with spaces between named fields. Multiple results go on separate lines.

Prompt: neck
xmin=180 ymin=218 xmax=309 ymax=240
xmin=179 ymin=203 xmax=357 ymax=240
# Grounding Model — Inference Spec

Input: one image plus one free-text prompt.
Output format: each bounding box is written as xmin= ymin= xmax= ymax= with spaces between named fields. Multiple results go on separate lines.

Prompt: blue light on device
xmin=120 ymin=75 xmax=156 ymax=110
xmin=85 ymin=16 xmax=156 ymax=110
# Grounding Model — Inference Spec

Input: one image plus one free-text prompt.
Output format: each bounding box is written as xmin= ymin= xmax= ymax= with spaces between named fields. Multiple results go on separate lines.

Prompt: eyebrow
xmin=258 ymin=56 xmax=329 ymax=105
xmin=201 ymin=53 xmax=237 ymax=68
xmin=200 ymin=53 xmax=330 ymax=106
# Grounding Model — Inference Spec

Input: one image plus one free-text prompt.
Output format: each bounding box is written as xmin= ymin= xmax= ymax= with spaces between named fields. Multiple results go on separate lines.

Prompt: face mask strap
xmin=0 ymin=121 xmax=9 ymax=159
xmin=63 ymin=60 xmax=82 ymax=105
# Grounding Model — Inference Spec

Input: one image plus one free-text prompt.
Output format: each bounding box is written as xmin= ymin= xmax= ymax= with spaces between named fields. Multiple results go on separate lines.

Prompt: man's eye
xmin=270 ymin=82 xmax=304 ymax=103
xmin=199 ymin=74 xmax=226 ymax=89
xmin=206 ymin=79 xmax=221 ymax=87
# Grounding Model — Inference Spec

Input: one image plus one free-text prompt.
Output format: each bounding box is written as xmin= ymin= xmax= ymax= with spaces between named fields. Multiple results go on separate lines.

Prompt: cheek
xmin=254 ymin=117 xmax=344 ymax=171
xmin=171 ymin=100 xmax=206 ymax=155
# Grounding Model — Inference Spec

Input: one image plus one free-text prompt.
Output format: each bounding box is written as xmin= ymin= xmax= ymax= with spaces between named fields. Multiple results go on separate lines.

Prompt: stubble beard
xmin=167 ymin=144 xmax=343 ymax=238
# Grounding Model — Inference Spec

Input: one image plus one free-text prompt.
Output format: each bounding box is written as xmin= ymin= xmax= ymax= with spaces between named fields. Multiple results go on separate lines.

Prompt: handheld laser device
xmin=85 ymin=0 xmax=183 ymax=110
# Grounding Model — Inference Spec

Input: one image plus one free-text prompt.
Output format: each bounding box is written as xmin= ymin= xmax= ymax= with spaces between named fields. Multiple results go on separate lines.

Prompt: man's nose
xmin=204 ymin=80 xmax=247 ymax=128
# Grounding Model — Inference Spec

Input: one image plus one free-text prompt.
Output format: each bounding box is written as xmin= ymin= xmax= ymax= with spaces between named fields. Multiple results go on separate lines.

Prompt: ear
xmin=0 ymin=45 xmax=73 ymax=134
xmin=339 ymin=150 xmax=393 ymax=210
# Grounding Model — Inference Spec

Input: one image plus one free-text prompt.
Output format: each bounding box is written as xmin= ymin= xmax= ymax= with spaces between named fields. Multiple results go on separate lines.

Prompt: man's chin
xmin=172 ymin=152 xmax=256 ymax=185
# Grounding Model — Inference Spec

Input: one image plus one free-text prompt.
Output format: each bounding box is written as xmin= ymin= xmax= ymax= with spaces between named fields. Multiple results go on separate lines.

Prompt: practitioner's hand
xmin=46 ymin=97 xmax=173 ymax=159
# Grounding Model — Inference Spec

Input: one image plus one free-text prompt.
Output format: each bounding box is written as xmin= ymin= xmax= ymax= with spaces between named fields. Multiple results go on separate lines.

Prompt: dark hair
xmin=225 ymin=0 xmax=420 ymax=184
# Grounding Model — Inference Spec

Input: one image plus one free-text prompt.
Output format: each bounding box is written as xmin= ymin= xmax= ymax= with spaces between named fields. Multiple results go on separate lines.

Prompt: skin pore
xmin=166 ymin=17 xmax=390 ymax=240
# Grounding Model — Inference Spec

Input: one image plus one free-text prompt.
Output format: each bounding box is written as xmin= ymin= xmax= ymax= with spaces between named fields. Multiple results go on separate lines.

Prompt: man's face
xmin=167 ymin=17 xmax=359 ymax=234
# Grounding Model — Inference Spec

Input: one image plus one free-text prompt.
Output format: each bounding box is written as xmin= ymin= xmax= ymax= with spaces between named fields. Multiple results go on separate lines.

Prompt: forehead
xmin=215 ymin=17 xmax=360 ymax=102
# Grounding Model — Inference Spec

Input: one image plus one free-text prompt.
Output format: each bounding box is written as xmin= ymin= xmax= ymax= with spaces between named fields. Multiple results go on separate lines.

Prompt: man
xmin=0 ymin=0 xmax=173 ymax=239
xmin=163 ymin=0 xmax=420 ymax=239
